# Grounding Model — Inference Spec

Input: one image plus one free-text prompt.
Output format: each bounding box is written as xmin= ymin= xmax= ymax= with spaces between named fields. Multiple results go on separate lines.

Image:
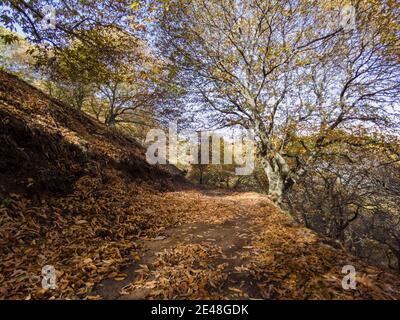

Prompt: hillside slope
xmin=1 ymin=71 xmax=400 ymax=300
xmin=0 ymin=71 xmax=187 ymax=299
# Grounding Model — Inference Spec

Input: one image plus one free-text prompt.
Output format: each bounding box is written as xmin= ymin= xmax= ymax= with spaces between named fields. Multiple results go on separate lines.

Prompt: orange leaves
xmin=0 ymin=173 xmax=184 ymax=299
xmin=1 ymin=67 xmax=400 ymax=301
xmin=3 ymin=182 xmax=400 ymax=300
xmin=122 ymin=243 xmax=228 ymax=299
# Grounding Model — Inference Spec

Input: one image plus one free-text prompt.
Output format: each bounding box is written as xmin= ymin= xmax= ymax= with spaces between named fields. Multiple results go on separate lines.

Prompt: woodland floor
xmin=94 ymin=190 xmax=266 ymax=300
xmin=91 ymin=190 xmax=400 ymax=300
xmin=2 ymin=70 xmax=400 ymax=300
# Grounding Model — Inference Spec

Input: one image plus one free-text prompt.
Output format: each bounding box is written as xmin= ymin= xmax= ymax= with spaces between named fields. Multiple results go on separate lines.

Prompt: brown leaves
xmin=1 ymin=71 xmax=400 ymax=301
xmin=0 ymin=175 xmax=185 ymax=300
xmin=242 ymin=210 xmax=400 ymax=300
xmin=1 ymin=108 xmax=400 ymax=301
xmin=3 ymin=184 xmax=400 ymax=300
xmin=122 ymin=243 xmax=228 ymax=299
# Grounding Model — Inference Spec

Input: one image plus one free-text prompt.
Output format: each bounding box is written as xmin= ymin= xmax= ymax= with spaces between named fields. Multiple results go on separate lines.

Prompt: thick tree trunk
xmin=261 ymin=154 xmax=294 ymax=204
xmin=260 ymin=156 xmax=286 ymax=204
xmin=253 ymin=119 xmax=296 ymax=204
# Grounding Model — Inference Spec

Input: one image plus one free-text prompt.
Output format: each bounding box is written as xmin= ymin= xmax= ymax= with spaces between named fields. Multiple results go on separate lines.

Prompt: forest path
xmin=92 ymin=190 xmax=400 ymax=300
xmin=93 ymin=190 xmax=268 ymax=299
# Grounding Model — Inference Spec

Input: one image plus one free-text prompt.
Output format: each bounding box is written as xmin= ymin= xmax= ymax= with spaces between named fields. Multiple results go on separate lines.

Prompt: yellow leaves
xmin=234 ymin=265 xmax=248 ymax=272
xmin=86 ymin=295 xmax=102 ymax=300
xmin=130 ymin=0 xmax=140 ymax=11
xmin=132 ymin=24 xmax=147 ymax=32
xmin=35 ymin=287 xmax=48 ymax=297
xmin=114 ymin=274 xmax=128 ymax=281
xmin=136 ymin=264 xmax=150 ymax=272
xmin=132 ymin=253 xmax=141 ymax=262
xmin=228 ymin=287 xmax=242 ymax=293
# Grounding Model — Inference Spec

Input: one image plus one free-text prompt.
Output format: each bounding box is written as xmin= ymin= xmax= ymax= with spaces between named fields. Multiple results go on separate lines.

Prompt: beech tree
xmin=1 ymin=1 xmax=181 ymax=129
xmin=1 ymin=0 xmax=135 ymax=48
xmin=140 ymin=0 xmax=400 ymax=203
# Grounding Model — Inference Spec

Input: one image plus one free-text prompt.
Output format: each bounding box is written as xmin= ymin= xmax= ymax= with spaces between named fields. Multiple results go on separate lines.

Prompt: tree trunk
xmin=105 ymin=113 xmax=117 ymax=127
xmin=253 ymin=118 xmax=294 ymax=204
xmin=199 ymin=168 xmax=203 ymax=184
xmin=257 ymin=139 xmax=293 ymax=205
xmin=252 ymin=116 xmax=299 ymax=204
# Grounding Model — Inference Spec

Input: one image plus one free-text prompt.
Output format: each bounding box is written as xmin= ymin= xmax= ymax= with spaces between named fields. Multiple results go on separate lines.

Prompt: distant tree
xmin=1 ymin=2 xmax=183 ymax=131
xmin=0 ymin=27 xmax=35 ymax=78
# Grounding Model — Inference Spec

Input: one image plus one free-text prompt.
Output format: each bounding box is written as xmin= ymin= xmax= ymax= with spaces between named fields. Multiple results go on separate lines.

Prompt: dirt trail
xmin=95 ymin=216 xmax=263 ymax=299
xmin=92 ymin=190 xmax=400 ymax=300
xmin=3 ymin=71 xmax=400 ymax=300
xmin=93 ymin=190 xmax=266 ymax=299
